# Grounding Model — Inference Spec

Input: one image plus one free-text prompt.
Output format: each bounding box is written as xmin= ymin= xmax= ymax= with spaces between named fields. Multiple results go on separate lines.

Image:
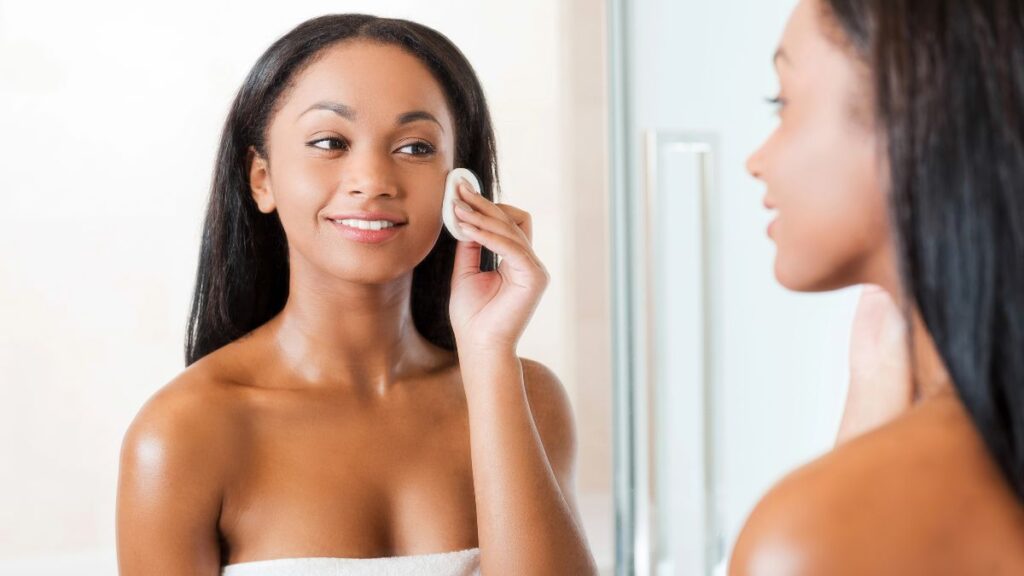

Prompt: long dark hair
xmin=185 ymin=15 xmax=499 ymax=366
xmin=823 ymin=0 xmax=1024 ymax=496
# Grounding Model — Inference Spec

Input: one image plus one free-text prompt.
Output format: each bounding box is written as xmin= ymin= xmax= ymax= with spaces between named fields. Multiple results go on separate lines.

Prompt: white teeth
xmin=335 ymin=219 xmax=396 ymax=231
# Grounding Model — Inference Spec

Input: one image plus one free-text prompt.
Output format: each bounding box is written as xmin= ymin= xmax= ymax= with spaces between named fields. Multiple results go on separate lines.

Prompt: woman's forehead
xmin=280 ymin=41 xmax=452 ymax=125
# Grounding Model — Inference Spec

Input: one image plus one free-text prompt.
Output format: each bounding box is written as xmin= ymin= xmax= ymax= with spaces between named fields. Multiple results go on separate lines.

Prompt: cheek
xmin=770 ymin=122 xmax=888 ymax=289
xmin=402 ymin=170 xmax=447 ymax=231
xmin=414 ymin=180 xmax=445 ymax=221
xmin=271 ymin=163 xmax=335 ymax=238
xmin=409 ymin=199 xmax=444 ymax=254
xmin=783 ymin=141 xmax=874 ymax=236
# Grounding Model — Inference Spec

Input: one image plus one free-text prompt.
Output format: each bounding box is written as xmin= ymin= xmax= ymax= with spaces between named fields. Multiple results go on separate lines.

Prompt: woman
xmin=115 ymin=15 xmax=597 ymax=576
xmin=731 ymin=0 xmax=1024 ymax=573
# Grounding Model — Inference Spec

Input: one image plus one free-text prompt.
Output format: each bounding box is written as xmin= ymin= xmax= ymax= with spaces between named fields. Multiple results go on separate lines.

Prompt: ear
xmin=248 ymin=146 xmax=276 ymax=214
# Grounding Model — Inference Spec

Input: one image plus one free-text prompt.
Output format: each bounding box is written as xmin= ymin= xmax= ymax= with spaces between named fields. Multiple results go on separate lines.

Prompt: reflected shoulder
xmin=729 ymin=392 xmax=1024 ymax=576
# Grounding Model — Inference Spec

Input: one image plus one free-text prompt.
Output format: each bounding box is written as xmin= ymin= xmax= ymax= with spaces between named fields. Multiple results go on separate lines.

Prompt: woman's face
xmin=249 ymin=40 xmax=456 ymax=285
xmin=747 ymin=0 xmax=895 ymax=292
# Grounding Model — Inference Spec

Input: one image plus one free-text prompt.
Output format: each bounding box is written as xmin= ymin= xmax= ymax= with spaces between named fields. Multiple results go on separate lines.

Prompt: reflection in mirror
xmin=609 ymin=0 xmax=1024 ymax=575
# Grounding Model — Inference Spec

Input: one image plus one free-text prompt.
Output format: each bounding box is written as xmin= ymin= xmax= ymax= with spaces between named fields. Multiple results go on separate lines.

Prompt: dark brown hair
xmin=824 ymin=0 xmax=1024 ymax=497
xmin=186 ymin=14 xmax=499 ymax=365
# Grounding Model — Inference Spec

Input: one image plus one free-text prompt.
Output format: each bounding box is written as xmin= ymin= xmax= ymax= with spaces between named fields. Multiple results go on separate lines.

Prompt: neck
xmin=265 ymin=256 xmax=445 ymax=392
xmin=876 ymin=272 xmax=954 ymax=403
xmin=907 ymin=311 xmax=954 ymax=402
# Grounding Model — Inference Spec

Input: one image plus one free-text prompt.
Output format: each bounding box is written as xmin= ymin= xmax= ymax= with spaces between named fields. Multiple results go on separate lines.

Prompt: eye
xmin=308 ymin=137 xmax=349 ymax=151
xmin=396 ymin=141 xmax=436 ymax=156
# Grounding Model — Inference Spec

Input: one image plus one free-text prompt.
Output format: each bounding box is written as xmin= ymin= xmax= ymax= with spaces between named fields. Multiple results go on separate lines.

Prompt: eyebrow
xmin=300 ymin=100 xmax=356 ymax=120
xmin=397 ymin=110 xmax=444 ymax=132
xmin=298 ymin=101 xmax=444 ymax=132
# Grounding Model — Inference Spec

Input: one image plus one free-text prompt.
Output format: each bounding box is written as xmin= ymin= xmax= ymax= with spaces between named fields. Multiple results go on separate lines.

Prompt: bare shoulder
xmin=122 ymin=351 xmax=247 ymax=464
xmin=521 ymin=358 xmax=574 ymax=420
xmin=729 ymin=393 xmax=1024 ymax=576
xmin=117 ymin=345 xmax=259 ymax=572
xmin=521 ymin=359 xmax=576 ymax=439
xmin=520 ymin=358 xmax=578 ymax=476
xmin=118 ymin=346 xmax=255 ymax=509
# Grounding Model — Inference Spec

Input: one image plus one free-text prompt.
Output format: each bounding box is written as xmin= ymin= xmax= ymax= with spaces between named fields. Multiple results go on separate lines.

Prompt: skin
xmin=116 ymin=40 xmax=598 ymax=575
xmin=732 ymin=0 xmax=1024 ymax=574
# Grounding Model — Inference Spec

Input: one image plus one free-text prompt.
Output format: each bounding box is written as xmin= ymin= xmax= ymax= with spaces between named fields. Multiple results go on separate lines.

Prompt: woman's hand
xmin=836 ymin=284 xmax=914 ymax=444
xmin=448 ymin=180 xmax=549 ymax=353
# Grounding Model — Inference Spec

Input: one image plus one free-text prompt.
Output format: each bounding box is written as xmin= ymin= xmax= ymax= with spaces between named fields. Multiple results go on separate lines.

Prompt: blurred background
xmin=0 ymin=1 xmax=858 ymax=575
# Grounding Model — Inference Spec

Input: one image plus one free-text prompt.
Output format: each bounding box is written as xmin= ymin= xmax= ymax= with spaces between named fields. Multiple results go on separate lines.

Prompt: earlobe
xmin=247 ymin=147 xmax=276 ymax=214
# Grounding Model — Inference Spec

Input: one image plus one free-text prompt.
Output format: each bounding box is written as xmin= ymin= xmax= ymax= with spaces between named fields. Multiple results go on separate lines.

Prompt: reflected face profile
xmin=249 ymin=41 xmax=457 ymax=286
xmin=746 ymin=0 xmax=894 ymax=293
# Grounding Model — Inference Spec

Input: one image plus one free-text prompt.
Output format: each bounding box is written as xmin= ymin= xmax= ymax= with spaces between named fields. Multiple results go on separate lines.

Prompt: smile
xmin=327 ymin=217 xmax=406 ymax=245
xmin=332 ymin=218 xmax=398 ymax=231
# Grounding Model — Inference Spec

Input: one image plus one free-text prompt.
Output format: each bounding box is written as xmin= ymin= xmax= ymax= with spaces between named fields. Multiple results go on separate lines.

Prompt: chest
xmin=219 ymin=389 xmax=478 ymax=562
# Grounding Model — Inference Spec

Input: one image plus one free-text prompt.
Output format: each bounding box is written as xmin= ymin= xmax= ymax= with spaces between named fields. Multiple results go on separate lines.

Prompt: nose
xmin=746 ymin=143 xmax=765 ymax=181
xmin=343 ymin=149 xmax=399 ymax=199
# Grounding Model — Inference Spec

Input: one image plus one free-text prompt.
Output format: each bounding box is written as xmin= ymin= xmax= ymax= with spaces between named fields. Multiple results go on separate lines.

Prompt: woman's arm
xmin=459 ymin=353 xmax=594 ymax=574
xmin=116 ymin=381 xmax=228 ymax=575
xmin=448 ymin=182 xmax=598 ymax=575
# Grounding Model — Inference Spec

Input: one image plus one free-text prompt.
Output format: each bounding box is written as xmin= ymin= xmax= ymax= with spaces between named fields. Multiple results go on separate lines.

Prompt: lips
xmin=334 ymin=218 xmax=398 ymax=231
xmin=761 ymin=195 xmax=778 ymax=239
xmin=325 ymin=212 xmax=407 ymax=244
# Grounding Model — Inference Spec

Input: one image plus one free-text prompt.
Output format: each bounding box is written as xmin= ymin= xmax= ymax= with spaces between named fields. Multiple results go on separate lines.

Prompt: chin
xmin=318 ymin=256 xmax=415 ymax=286
xmin=773 ymin=257 xmax=851 ymax=293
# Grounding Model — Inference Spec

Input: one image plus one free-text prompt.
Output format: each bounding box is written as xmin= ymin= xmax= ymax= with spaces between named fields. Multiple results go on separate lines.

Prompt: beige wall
xmin=558 ymin=0 xmax=615 ymax=569
xmin=0 ymin=0 xmax=611 ymax=570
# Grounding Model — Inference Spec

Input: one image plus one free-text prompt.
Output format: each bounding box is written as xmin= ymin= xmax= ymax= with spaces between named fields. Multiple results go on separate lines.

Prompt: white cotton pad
xmin=443 ymin=168 xmax=482 ymax=241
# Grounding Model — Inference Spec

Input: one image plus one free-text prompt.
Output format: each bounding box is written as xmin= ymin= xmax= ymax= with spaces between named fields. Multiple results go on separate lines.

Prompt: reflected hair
xmin=185 ymin=14 xmax=499 ymax=366
xmin=824 ymin=0 xmax=1024 ymax=496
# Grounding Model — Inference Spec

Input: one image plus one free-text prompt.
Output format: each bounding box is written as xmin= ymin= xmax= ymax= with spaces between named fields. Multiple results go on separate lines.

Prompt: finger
xmin=855 ymin=285 xmax=903 ymax=324
xmin=455 ymin=185 xmax=533 ymax=244
xmin=455 ymin=204 xmax=542 ymax=272
xmin=458 ymin=181 xmax=516 ymax=226
xmin=454 ymin=200 xmax=530 ymax=247
xmin=452 ymin=234 xmax=483 ymax=282
xmin=459 ymin=222 xmax=545 ymax=277
xmin=455 ymin=184 xmax=539 ymax=265
xmin=497 ymin=204 xmax=533 ymax=243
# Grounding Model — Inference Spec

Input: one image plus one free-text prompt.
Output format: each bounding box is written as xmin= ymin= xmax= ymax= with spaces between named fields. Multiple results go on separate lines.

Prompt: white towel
xmin=221 ymin=548 xmax=481 ymax=576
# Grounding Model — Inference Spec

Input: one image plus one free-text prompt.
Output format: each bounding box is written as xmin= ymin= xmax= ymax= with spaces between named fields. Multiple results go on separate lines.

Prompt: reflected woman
xmin=733 ymin=0 xmax=1024 ymax=574
xmin=115 ymin=15 xmax=597 ymax=576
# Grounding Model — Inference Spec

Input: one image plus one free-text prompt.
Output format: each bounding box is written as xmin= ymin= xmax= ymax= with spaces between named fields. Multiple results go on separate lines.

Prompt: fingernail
xmin=453 ymin=199 xmax=474 ymax=213
xmin=460 ymin=223 xmax=479 ymax=234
